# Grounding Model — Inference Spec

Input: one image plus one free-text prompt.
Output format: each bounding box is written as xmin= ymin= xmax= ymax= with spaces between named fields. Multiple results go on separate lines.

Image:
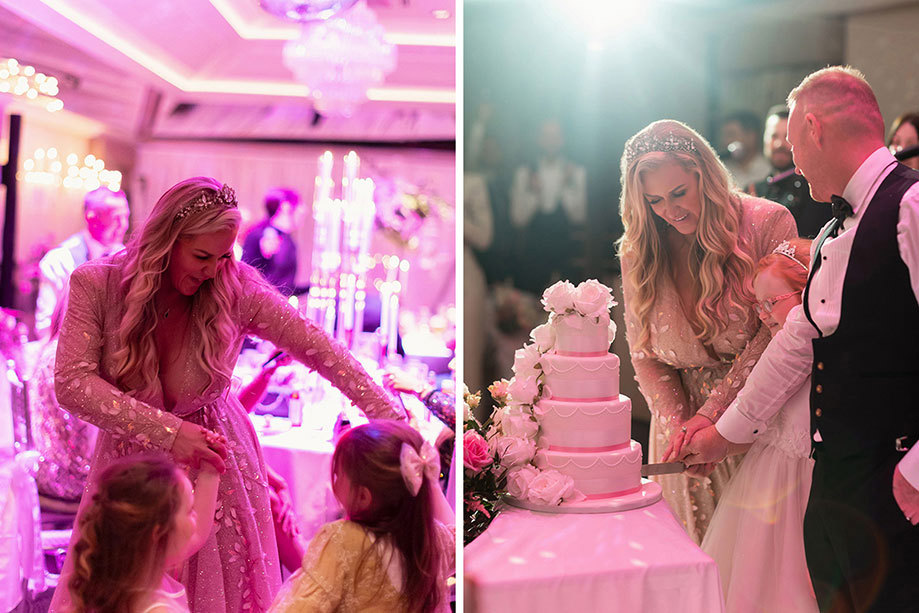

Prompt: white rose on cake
xmin=526 ymin=469 xmax=578 ymax=506
xmin=574 ymin=279 xmax=613 ymax=319
xmin=506 ymin=465 xmax=541 ymax=499
xmin=494 ymin=435 xmax=537 ymax=469
xmin=541 ymin=280 xmax=576 ymax=313
xmin=529 ymin=322 xmax=556 ymax=353
xmin=507 ymin=374 xmax=541 ymax=406
xmin=499 ymin=407 xmax=539 ymax=439
xmin=512 ymin=344 xmax=542 ymax=377
xmin=608 ymin=319 xmax=617 ymax=344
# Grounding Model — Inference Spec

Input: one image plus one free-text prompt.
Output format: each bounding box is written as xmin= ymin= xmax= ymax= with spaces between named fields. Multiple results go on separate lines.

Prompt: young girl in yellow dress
xmin=269 ymin=421 xmax=455 ymax=612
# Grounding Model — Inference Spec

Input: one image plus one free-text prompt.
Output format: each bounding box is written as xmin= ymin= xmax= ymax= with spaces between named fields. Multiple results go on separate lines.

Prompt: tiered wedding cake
xmin=493 ymin=280 xmax=661 ymax=513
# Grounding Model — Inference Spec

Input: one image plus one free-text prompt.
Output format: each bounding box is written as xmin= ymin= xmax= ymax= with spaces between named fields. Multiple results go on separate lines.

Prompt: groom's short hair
xmin=787 ymin=66 xmax=884 ymax=141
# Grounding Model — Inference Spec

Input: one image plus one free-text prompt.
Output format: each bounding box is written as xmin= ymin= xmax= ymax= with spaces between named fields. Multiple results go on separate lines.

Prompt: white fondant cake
xmin=500 ymin=279 xmax=654 ymax=511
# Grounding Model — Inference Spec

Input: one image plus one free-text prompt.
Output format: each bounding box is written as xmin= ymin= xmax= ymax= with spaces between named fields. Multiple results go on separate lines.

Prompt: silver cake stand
xmin=504 ymin=479 xmax=663 ymax=514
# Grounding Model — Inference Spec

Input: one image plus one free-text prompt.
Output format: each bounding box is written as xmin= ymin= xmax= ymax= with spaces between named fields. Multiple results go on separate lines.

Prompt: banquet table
xmin=463 ymin=500 xmax=725 ymax=613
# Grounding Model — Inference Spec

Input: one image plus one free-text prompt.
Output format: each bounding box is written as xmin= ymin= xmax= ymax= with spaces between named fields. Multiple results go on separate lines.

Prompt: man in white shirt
xmin=35 ymin=187 xmax=129 ymax=337
xmin=509 ymin=120 xmax=587 ymax=292
xmin=681 ymin=67 xmax=919 ymax=611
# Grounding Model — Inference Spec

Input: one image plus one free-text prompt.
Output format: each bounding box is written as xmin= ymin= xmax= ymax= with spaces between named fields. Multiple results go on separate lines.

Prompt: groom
xmin=681 ymin=66 xmax=919 ymax=612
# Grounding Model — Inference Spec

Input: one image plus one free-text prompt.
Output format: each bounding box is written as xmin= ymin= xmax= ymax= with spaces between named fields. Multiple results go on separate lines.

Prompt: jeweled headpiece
xmin=624 ymin=130 xmax=698 ymax=167
xmin=174 ymin=184 xmax=238 ymax=221
xmin=772 ymin=240 xmax=807 ymax=271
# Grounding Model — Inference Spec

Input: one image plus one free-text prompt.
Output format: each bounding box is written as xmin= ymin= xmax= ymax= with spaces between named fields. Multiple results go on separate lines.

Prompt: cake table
xmin=464 ymin=499 xmax=724 ymax=613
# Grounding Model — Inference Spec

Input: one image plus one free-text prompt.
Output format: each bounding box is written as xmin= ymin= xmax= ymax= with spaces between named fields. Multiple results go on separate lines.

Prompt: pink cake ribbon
xmin=547 ymin=442 xmax=630 ymax=453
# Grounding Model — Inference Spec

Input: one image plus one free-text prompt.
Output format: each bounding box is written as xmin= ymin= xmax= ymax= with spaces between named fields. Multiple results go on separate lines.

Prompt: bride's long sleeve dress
xmin=621 ymin=197 xmax=796 ymax=543
xmin=51 ymin=256 xmax=402 ymax=612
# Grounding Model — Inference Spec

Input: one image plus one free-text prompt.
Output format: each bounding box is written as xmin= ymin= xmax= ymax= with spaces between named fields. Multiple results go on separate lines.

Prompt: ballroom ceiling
xmin=0 ymin=0 xmax=455 ymax=143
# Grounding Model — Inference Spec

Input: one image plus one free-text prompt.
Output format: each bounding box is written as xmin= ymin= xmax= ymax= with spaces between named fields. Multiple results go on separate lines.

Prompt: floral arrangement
xmin=464 ymin=280 xmax=618 ymax=542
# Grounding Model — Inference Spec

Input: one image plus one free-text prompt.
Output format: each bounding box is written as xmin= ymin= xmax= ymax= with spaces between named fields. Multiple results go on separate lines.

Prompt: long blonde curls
xmin=617 ymin=120 xmax=757 ymax=351
xmin=113 ymin=177 xmax=242 ymax=397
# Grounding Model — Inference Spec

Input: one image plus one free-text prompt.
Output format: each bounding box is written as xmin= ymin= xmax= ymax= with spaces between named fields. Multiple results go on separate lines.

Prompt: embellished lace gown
xmin=621 ymin=197 xmax=796 ymax=543
xmin=50 ymin=257 xmax=402 ymax=612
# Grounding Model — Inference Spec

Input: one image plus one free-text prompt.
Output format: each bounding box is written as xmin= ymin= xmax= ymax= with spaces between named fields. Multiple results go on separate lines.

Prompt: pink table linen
xmin=464 ymin=500 xmax=724 ymax=613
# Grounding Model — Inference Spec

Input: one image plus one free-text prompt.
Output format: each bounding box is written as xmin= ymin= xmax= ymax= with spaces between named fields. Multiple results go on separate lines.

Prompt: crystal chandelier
xmin=280 ymin=1 xmax=397 ymax=117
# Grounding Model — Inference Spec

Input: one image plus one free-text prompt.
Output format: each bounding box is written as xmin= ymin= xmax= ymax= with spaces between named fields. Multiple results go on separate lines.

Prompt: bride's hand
xmin=662 ymin=414 xmax=713 ymax=462
xmin=172 ymin=421 xmax=228 ymax=473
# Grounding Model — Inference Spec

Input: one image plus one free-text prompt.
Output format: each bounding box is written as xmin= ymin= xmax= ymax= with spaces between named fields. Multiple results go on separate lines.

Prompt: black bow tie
xmin=830 ymin=195 xmax=854 ymax=222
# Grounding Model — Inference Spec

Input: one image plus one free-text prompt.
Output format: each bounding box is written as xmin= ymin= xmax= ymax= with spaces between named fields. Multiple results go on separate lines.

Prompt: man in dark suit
xmin=750 ymin=105 xmax=832 ymax=238
xmin=682 ymin=66 xmax=919 ymax=612
xmin=242 ymin=187 xmax=301 ymax=295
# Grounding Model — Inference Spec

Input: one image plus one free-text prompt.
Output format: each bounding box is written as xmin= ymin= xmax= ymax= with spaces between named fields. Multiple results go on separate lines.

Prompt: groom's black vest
xmin=810 ymin=163 xmax=919 ymax=466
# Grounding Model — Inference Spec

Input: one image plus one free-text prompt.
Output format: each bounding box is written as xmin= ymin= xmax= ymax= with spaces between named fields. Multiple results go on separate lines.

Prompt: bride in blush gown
xmin=617 ymin=120 xmax=796 ymax=543
xmin=50 ymin=177 xmax=403 ymax=612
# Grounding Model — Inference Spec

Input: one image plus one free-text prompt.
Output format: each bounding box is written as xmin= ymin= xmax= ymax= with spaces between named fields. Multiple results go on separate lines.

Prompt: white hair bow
xmin=399 ymin=441 xmax=440 ymax=497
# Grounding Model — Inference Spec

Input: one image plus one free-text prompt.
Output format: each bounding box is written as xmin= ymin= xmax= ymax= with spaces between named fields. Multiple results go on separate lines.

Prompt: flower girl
xmin=67 ymin=453 xmax=220 ymax=612
xmin=269 ymin=421 xmax=455 ymax=613
xmin=700 ymin=239 xmax=818 ymax=613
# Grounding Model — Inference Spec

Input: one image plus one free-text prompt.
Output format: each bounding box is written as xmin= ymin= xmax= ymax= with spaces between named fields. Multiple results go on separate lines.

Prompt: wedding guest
xmin=50 ymin=177 xmax=403 ymax=612
xmin=618 ymin=119 xmax=796 ymax=543
xmin=268 ymin=421 xmax=455 ymax=612
xmin=509 ymin=119 xmax=587 ymax=293
xmin=36 ymin=186 xmax=129 ymax=337
xmin=242 ymin=187 xmax=302 ymax=295
xmin=693 ymin=239 xmax=818 ymax=613
xmin=887 ymin=112 xmax=919 ymax=171
xmin=681 ymin=66 xmax=919 ymax=612
xmin=720 ymin=110 xmax=772 ymax=189
xmin=27 ymin=283 xmax=97 ymax=510
xmin=464 ymin=171 xmax=494 ymax=395
xmin=68 ymin=453 xmax=219 ymax=613
xmin=750 ymin=105 xmax=832 ymax=238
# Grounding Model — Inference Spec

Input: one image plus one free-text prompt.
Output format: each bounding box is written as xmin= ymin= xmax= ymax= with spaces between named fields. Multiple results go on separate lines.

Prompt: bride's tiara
xmin=175 ymin=184 xmax=238 ymax=221
xmin=772 ymin=240 xmax=808 ymax=271
xmin=624 ymin=130 xmax=697 ymax=167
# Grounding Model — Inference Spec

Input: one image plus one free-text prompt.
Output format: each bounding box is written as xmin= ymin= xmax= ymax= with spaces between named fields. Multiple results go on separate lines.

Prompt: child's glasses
xmin=754 ymin=290 xmax=801 ymax=315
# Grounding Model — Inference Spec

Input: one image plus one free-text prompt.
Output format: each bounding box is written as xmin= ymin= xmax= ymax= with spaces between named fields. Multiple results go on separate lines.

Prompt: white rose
xmin=607 ymin=319 xmax=618 ymax=344
xmin=574 ymin=279 xmax=613 ymax=319
xmin=501 ymin=410 xmax=540 ymax=439
xmin=464 ymin=401 xmax=474 ymax=423
xmin=529 ymin=323 xmax=556 ymax=353
xmin=506 ymin=465 xmax=541 ymax=499
xmin=507 ymin=376 xmax=540 ymax=406
xmin=541 ymin=280 xmax=576 ymax=314
xmin=512 ymin=344 xmax=542 ymax=377
xmin=494 ymin=435 xmax=537 ymax=469
xmin=526 ymin=469 xmax=577 ymax=506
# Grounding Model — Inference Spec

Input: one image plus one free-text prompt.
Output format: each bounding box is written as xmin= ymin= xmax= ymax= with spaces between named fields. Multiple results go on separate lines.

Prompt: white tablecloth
xmin=255 ymin=420 xmax=341 ymax=542
xmin=464 ymin=500 xmax=724 ymax=613
xmin=0 ymin=452 xmax=44 ymax=612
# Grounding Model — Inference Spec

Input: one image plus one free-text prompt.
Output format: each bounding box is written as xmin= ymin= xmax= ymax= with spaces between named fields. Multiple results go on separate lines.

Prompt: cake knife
xmin=641 ymin=461 xmax=686 ymax=476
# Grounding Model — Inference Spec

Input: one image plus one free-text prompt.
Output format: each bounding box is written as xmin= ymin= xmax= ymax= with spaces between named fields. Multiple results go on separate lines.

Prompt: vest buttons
xmin=816 ymin=408 xmax=823 ymax=417
xmin=816 ymin=384 xmax=823 ymax=394
xmin=816 ymin=362 xmax=824 ymax=370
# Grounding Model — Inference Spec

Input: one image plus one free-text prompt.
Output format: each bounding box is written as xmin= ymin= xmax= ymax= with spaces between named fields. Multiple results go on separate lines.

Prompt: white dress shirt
xmin=716 ymin=147 xmax=919 ymax=488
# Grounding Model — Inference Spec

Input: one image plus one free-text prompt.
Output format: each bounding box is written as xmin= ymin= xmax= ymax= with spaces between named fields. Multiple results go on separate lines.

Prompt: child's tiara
xmin=772 ymin=240 xmax=807 ymax=272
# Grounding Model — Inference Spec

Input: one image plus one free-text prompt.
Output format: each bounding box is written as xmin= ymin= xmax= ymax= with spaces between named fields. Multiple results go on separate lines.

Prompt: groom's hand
xmin=679 ymin=425 xmax=729 ymax=466
xmin=893 ymin=466 xmax=919 ymax=525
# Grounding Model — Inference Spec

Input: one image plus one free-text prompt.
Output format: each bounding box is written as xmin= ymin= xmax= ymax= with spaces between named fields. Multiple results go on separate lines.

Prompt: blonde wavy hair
xmin=617 ymin=120 xmax=756 ymax=351
xmin=113 ymin=177 xmax=243 ymax=397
